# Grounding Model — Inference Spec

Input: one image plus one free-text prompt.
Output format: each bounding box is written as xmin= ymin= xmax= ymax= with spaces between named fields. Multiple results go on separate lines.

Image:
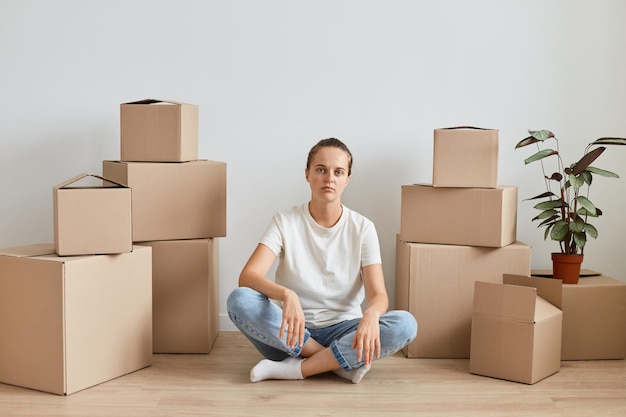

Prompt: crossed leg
xmin=250 ymin=336 xmax=370 ymax=383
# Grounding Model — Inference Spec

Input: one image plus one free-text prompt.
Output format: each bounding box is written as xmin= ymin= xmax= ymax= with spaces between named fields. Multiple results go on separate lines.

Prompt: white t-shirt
xmin=260 ymin=203 xmax=382 ymax=328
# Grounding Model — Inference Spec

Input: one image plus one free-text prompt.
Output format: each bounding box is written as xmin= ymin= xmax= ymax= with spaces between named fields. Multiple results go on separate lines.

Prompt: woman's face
xmin=305 ymin=146 xmax=351 ymax=203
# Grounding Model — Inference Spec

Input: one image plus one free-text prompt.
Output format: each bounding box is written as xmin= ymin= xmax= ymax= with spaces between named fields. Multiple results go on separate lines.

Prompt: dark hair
xmin=306 ymin=138 xmax=353 ymax=176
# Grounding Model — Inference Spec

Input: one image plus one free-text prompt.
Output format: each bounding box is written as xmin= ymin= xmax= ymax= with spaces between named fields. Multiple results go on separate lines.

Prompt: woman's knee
xmin=227 ymin=286 xmax=262 ymax=315
xmin=382 ymin=310 xmax=418 ymax=342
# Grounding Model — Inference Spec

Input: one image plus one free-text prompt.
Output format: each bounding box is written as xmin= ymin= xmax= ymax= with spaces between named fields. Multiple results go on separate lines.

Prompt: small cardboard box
xmin=103 ymin=160 xmax=226 ymax=242
xmin=53 ymin=173 xmax=132 ymax=256
xmin=433 ymin=126 xmax=499 ymax=188
xmin=0 ymin=244 xmax=152 ymax=395
xmin=470 ymin=280 xmax=562 ymax=384
xmin=400 ymin=184 xmax=517 ymax=247
xmin=121 ymin=99 xmax=199 ymax=162
xmin=395 ymin=237 xmax=531 ymax=358
xmin=514 ymin=273 xmax=626 ymax=360
xmin=140 ymin=239 xmax=219 ymax=353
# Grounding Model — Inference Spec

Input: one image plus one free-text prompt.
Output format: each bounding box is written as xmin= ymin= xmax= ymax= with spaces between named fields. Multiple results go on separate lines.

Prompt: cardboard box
xmin=400 ymin=184 xmax=517 ymax=247
xmin=433 ymin=126 xmax=499 ymax=188
xmin=103 ymin=160 xmax=226 ymax=242
xmin=395 ymin=238 xmax=531 ymax=358
xmin=0 ymin=244 xmax=152 ymax=395
xmin=470 ymin=280 xmax=562 ymax=384
xmin=121 ymin=99 xmax=199 ymax=162
xmin=53 ymin=173 xmax=132 ymax=256
xmin=511 ymin=273 xmax=626 ymax=360
xmin=140 ymin=239 xmax=219 ymax=353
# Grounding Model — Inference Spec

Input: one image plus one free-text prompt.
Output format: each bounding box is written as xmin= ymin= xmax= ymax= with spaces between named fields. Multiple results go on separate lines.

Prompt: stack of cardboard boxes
xmin=103 ymin=99 xmax=226 ymax=354
xmin=395 ymin=126 xmax=563 ymax=384
xmin=0 ymin=99 xmax=225 ymax=395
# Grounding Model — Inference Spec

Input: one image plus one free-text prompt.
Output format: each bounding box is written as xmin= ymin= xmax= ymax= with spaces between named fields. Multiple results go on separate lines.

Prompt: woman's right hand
xmin=239 ymin=244 xmax=306 ymax=349
xmin=280 ymin=289 xmax=306 ymax=349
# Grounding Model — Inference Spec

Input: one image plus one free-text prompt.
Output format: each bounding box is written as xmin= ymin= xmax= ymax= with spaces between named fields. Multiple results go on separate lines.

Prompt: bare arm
xmin=239 ymin=243 xmax=306 ymax=349
xmin=352 ymin=263 xmax=389 ymax=364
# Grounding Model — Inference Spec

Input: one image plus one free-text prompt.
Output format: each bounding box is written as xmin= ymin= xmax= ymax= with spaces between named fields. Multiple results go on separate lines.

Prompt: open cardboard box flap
xmin=473 ymin=281 xmax=557 ymax=324
xmin=54 ymin=173 xmax=127 ymax=190
xmin=504 ymin=273 xmax=563 ymax=309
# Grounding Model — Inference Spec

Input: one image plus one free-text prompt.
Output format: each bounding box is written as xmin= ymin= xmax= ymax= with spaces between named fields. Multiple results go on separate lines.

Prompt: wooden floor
xmin=1 ymin=332 xmax=625 ymax=417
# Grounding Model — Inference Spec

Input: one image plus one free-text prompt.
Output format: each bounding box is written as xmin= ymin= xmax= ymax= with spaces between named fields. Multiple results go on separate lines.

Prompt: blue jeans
xmin=227 ymin=287 xmax=418 ymax=371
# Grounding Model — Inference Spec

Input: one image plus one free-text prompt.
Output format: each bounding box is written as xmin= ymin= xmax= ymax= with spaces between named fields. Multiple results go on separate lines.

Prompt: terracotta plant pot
xmin=551 ymin=253 xmax=584 ymax=284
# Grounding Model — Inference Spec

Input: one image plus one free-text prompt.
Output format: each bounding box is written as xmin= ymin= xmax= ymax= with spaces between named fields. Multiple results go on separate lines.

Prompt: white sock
xmin=250 ymin=357 xmax=304 ymax=383
xmin=332 ymin=364 xmax=371 ymax=384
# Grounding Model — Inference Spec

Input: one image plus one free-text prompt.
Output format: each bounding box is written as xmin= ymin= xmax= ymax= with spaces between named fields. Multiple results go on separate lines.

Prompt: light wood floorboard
xmin=1 ymin=332 xmax=625 ymax=417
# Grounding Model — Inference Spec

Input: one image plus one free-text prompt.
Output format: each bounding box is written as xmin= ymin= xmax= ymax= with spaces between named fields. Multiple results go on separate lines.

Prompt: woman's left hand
xmin=352 ymin=309 xmax=381 ymax=365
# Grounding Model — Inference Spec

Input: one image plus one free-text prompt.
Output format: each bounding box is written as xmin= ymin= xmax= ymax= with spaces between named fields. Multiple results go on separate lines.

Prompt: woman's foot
xmin=250 ymin=357 xmax=304 ymax=383
xmin=332 ymin=364 xmax=371 ymax=384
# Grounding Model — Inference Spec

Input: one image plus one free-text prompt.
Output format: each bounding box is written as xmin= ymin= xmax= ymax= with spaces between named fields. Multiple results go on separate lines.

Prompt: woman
xmin=227 ymin=138 xmax=417 ymax=383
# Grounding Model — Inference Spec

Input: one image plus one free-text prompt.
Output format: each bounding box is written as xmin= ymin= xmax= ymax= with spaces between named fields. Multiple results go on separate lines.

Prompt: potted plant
xmin=515 ymin=130 xmax=626 ymax=284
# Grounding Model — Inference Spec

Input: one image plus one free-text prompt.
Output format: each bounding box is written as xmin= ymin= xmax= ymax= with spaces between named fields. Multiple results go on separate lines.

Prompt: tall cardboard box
xmin=510 ymin=273 xmax=626 ymax=360
xmin=433 ymin=126 xmax=499 ymax=188
xmin=53 ymin=173 xmax=132 ymax=256
xmin=395 ymin=237 xmax=531 ymax=358
xmin=103 ymin=160 xmax=226 ymax=242
xmin=120 ymin=99 xmax=199 ymax=162
xmin=0 ymin=244 xmax=152 ymax=395
xmin=400 ymin=184 xmax=517 ymax=248
xmin=140 ymin=239 xmax=219 ymax=353
xmin=470 ymin=280 xmax=562 ymax=384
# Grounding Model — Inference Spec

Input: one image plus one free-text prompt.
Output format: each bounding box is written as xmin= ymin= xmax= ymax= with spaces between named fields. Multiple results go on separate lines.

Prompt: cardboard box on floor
xmin=103 ymin=160 xmax=226 ymax=242
xmin=400 ymin=184 xmax=517 ymax=248
xmin=395 ymin=237 xmax=531 ymax=358
xmin=510 ymin=273 xmax=626 ymax=360
xmin=0 ymin=244 xmax=152 ymax=395
xmin=120 ymin=99 xmax=199 ymax=162
xmin=53 ymin=173 xmax=132 ymax=256
xmin=432 ymin=126 xmax=499 ymax=188
xmin=470 ymin=279 xmax=563 ymax=385
xmin=140 ymin=239 xmax=219 ymax=354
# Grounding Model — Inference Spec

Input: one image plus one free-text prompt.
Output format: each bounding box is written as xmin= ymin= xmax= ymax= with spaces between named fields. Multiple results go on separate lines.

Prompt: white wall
xmin=2 ymin=0 xmax=625 ymax=330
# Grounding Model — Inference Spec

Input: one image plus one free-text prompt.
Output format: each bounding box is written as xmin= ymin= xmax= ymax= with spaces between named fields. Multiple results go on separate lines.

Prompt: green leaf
xmin=529 ymin=130 xmax=554 ymax=140
xmin=569 ymin=217 xmax=585 ymax=233
xmin=573 ymin=232 xmax=587 ymax=249
xmin=581 ymin=171 xmax=592 ymax=186
xmin=575 ymin=196 xmax=596 ymax=216
xmin=551 ymin=220 xmax=569 ymax=240
xmin=586 ymin=166 xmax=620 ymax=178
xmin=533 ymin=214 xmax=559 ymax=227
xmin=543 ymin=224 xmax=553 ymax=240
xmin=585 ymin=222 xmax=598 ymax=238
xmin=534 ymin=200 xmax=562 ymax=210
xmin=524 ymin=149 xmax=558 ymax=164
xmin=533 ymin=210 xmax=558 ymax=221
xmin=568 ymin=173 xmax=585 ymax=189
xmin=578 ymin=207 xmax=599 ymax=218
